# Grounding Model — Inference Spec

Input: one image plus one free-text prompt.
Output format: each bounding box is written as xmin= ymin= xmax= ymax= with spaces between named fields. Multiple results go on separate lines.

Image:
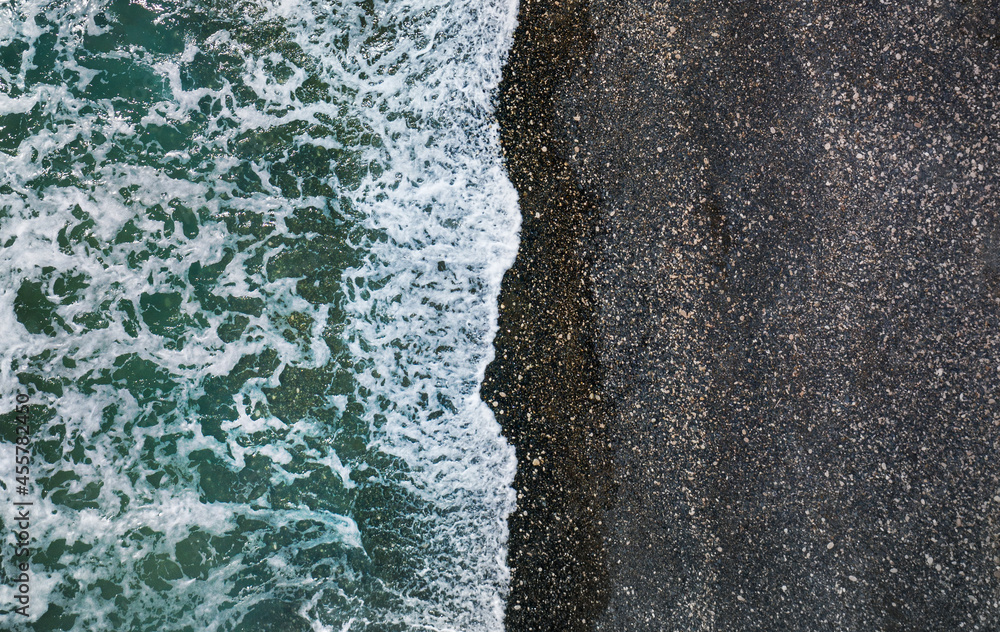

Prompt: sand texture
xmin=486 ymin=1 xmax=1000 ymax=630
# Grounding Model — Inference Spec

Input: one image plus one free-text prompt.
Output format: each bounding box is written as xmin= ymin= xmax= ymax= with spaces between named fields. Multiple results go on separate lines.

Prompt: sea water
xmin=0 ymin=0 xmax=519 ymax=629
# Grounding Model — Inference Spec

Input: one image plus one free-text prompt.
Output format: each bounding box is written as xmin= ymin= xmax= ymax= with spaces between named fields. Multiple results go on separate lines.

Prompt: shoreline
xmin=482 ymin=0 xmax=611 ymax=629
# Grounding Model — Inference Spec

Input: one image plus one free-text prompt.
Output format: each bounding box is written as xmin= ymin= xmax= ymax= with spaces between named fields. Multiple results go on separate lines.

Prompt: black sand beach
xmin=485 ymin=0 xmax=1000 ymax=630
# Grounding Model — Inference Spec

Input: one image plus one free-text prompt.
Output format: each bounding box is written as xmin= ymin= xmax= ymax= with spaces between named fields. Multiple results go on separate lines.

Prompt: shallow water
xmin=0 ymin=0 xmax=519 ymax=629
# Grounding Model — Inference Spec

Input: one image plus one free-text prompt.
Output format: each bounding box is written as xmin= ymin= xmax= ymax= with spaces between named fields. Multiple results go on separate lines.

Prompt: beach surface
xmin=485 ymin=0 xmax=1000 ymax=630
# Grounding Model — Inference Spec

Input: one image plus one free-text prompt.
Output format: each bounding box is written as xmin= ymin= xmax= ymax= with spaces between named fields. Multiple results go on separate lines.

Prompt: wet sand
xmin=485 ymin=1 xmax=1000 ymax=630
xmin=483 ymin=1 xmax=611 ymax=629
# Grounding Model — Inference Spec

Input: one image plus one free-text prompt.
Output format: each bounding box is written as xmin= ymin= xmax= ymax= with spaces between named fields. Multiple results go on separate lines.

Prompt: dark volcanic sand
xmin=484 ymin=1 xmax=1000 ymax=630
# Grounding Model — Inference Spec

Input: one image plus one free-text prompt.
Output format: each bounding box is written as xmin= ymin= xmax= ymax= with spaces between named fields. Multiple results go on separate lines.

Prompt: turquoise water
xmin=0 ymin=0 xmax=519 ymax=629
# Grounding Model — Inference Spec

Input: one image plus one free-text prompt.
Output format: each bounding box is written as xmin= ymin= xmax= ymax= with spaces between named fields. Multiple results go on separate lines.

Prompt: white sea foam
xmin=0 ymin=0 xmax=519 ymax=629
